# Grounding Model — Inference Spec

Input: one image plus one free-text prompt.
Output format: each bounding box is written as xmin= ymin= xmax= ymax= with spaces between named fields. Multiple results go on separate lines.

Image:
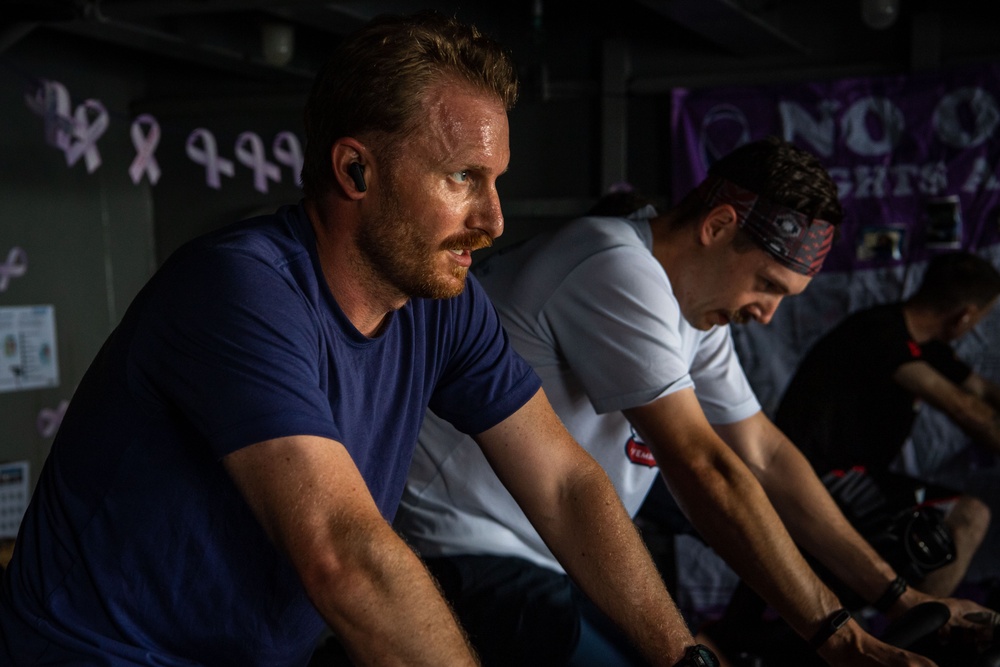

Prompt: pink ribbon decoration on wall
xmin=24 ymin=78 xmax=74 ymax=152
xmin=186 ymin=128 xmax=235 ymax=190
xmin=273 ymin=131 xmax=303 ymax=186
xmin=64 ymin=99 xmax=109 ymax=173
xmin=235 ymin=131 xmax=281 ymax=194
xmin=129 ymin=113 xmax=162 ymax=185
xmin=37 ymin=399 xmax=69 ymax=439
xmin=0 ymin=247 xmax=28 ymax=292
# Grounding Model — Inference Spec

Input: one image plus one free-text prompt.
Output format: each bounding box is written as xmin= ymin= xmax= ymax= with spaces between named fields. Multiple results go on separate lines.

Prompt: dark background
xmin=2 ymin=0 xmax=999 ymax=488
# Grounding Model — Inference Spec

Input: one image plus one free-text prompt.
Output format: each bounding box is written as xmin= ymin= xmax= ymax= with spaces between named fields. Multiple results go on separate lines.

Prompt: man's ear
xmin=698 ymin=204 xmax=739 ymax=247
xmin=952 ymin=303 xmax=975 ymax=324
xmin=942 ymin=303 xmax=977 ymax=339
xmin=331 ymin=138 xmax=369 ymax=199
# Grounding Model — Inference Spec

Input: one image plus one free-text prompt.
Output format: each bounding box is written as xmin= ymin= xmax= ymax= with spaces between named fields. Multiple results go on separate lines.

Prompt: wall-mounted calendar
xmin=0 ymin=461 xmax=29 ymax=539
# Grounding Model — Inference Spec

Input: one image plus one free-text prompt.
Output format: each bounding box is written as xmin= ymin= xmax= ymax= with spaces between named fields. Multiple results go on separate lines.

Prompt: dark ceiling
xmin=4 ymin=0 xmax=1000 ymax=96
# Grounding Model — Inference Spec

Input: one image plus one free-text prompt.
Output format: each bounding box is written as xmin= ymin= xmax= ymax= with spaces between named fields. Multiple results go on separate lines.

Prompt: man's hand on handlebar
xmin=817 ymin=617 xmax=938 ymax=666
xmin=906 ymin=591 xmax=998 ymax=648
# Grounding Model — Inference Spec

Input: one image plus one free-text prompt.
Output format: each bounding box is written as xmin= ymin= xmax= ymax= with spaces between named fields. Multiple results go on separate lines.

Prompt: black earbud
xmin=347 ymin=163 xmax=367 ymax=192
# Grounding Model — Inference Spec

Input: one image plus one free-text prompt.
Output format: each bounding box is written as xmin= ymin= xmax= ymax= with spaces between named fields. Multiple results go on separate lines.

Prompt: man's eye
xmin=451 ymin=171 xmax=469 ymax=183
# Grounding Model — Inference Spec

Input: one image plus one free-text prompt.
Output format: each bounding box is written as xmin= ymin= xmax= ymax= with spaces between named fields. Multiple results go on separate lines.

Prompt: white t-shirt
xmin=395 ymin=207 xmax=760 ymax=573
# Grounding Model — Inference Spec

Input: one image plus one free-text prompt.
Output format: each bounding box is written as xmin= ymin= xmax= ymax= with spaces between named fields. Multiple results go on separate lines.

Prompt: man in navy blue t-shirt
xmin=0 ymin=13 xmax=704 ymax=667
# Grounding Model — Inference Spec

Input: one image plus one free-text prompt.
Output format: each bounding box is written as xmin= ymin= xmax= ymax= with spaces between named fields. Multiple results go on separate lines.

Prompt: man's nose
xmin=755 ymin=295 xmax=784 ymax=325
xmin=471 ymin=188 xmax=504 ymax=239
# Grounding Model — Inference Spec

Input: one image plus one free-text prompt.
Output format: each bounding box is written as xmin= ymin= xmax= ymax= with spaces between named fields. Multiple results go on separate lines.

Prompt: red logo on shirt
xmin=907 ymin=340 xmax=922 ymax=358
xmin=625 ymin=436 xmax=657 ymax=467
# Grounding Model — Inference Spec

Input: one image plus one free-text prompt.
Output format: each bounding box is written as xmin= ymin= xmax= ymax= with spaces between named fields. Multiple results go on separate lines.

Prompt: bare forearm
xmin=628 ymin=403 xmax=932 ymax=665
xmin=952 ymin=396 xmax=1000 ymax=452
xmin=971 ymin=412 xmax=1000 ymax=452
xmin=901 ymin=367 xmax=1000 ymax=451
xmin=755 ymin=440 xmax=899 ymax=606
xmin=965 ymin=373 xmax=1000 ymax=413
xmin=477 ymin=390 xmax=694 ymax=665
xmin=680 ymin=447 xmax=932 ymax=664
xmin=304 ymin=522 xmax=478 ymax=667
xmin=224 ymin=437 xmax=478 ymax=667
xmin=533 ymin=463 xmax=693 ymax=666
xmin=664 ymin=451 xmax=842 ymax=638
xmin=983 ymin=385 xmax=1000 ymax=412
xmin=626 ymin=402 xmax=842 ymax=643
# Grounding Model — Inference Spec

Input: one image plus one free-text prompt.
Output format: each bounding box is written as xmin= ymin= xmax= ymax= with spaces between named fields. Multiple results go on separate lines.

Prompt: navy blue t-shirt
xmin=0 ymin=203 xmax=540 ymax=666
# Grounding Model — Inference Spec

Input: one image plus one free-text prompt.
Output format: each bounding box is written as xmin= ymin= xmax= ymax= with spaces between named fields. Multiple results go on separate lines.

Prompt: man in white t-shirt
xmin=396 ymin=137 xmax=995 ymax=667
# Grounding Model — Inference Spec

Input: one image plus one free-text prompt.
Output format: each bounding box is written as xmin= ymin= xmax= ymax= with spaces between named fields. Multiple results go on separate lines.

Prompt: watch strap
xmin=809 ymin=608 xmax=852 ymax=650
xmin=873 ymin=576 xmax=908 ymax=613
xmin=672 ymin=643 xmax=720 ymax=667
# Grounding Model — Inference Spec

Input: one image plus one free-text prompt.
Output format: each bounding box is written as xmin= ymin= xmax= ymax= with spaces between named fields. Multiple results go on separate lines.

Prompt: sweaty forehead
xmin=413 ymin=80 xmax=509 ymax=167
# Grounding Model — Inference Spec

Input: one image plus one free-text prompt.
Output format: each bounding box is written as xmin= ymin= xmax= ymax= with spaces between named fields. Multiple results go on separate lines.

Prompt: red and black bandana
xmin=698 ymin=174 xmax=834 ymax=277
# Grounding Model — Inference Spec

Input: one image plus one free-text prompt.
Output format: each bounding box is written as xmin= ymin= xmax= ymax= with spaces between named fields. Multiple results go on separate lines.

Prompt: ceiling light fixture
xmin=861 ymin=0 xmax=901 ymax=30
xmin=261 ymin=21 xmax=295 ymax=67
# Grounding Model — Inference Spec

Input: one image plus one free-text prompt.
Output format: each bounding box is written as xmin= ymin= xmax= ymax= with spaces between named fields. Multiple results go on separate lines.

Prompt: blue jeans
xmin=423 ymin=554 xmax=647 ymax=667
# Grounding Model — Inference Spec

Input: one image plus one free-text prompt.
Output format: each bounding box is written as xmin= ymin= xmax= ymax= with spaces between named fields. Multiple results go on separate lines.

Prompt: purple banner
xmin=671 ymin=64 xmax=1000 ymax=272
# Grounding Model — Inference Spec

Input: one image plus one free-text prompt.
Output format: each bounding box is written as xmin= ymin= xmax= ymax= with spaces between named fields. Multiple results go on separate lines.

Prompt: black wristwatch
xmin=672 ymin=643 xmax=720 ymax=667
xmin=809 ymin=608 xmax=852 ymax=650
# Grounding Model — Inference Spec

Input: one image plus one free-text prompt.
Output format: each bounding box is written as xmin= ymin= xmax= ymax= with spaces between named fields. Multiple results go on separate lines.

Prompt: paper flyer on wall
xmin=0 ymin=305 xmax=59 ymax=393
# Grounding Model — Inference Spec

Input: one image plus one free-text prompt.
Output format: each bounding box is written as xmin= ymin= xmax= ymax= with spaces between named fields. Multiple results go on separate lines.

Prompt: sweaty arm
xmin=628 ymin=389 xmax=933 ymax=667
xmin=474 ymin=388 xmax=695 ymax=667
xmin=224 ymin=435 xmax=477 ymax=667
xmin=893 ymin=360 xmax=1000 ymax=452
xmin=718 ymin=410 xmax=996 ymax=647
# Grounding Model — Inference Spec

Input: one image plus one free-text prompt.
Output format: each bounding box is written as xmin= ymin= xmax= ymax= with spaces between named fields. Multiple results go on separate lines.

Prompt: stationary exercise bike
xmin=881 ymin=601 xmax=1000 ymax=667
xmin=696 ymin=507 xmax=1000 ymax=667
xmin=702 ymin=588 xmax=1000 ymax=667
xmin=637 ymin=473 xmax=1000 ymax=667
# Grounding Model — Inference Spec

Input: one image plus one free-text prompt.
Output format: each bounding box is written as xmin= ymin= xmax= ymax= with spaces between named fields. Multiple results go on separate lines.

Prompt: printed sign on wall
xmin=0 ymin=305 xmax=59 ymax=393
xmin=671 ymin=62 xmax=1000 ymax=271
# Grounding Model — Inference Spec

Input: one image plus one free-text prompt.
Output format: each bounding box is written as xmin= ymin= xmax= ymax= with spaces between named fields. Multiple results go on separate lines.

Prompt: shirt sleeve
xmin=689 ymin=325 xmax=761 ymax=425
xmin=129 ymin=244 xmax=337 ymax=459
xmin=427 ymin=275 xmax=542 ymax=435
xmin=539 ymin=245 xmax=696 ymax=414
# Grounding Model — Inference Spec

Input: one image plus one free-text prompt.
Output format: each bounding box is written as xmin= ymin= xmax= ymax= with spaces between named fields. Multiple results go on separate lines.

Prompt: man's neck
xmin=648 ymin=212 xmax=688 ymax=279
xmin=305 ymin=199 xmax=405 ymax=338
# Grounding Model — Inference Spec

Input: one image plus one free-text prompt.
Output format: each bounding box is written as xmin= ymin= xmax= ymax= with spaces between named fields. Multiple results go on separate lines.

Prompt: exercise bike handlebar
xmin=881 ymin=601 xmax=1000 ymax=667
